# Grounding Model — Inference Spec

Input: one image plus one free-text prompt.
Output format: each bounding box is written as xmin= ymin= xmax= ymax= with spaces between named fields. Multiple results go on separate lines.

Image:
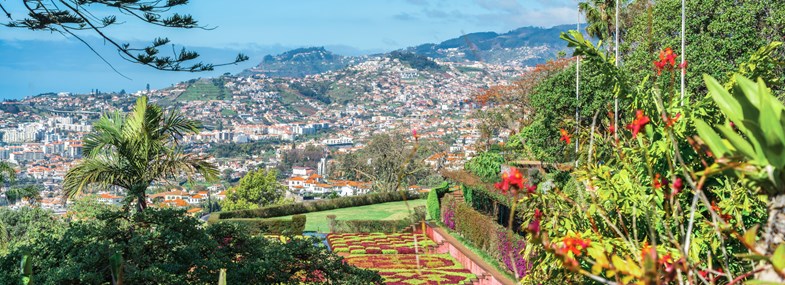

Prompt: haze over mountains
xmin=0 ymin=24 xmax=575 ymax=99
xmin=245 ymin=24 xmax=573 ymax=78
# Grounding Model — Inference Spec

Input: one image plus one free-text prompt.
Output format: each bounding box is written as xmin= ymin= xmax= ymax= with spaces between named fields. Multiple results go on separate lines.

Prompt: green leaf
xmin=716 ymin=124 xmax=756 ymax=160
xmin=771 ymin=244 xmax=785 ymax=272
xmin=694 ymin=119 xmax=729 ymax=157
xmin=705 ymin=74 xmax=743 ymax=124
xmin=744 ymin=225 xmax=760 ymax=246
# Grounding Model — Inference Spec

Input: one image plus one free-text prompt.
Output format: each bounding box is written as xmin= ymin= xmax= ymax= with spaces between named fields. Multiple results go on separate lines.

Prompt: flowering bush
xmin=496 ymin=228 xmax=530 ymax=276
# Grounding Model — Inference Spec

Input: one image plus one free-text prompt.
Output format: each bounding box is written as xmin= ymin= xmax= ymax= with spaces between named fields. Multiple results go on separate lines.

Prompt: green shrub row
xmin=218 ymin=215 xmax=306 ymax=235
xmin=441 ymin=195 xmax=526 ymax=267
xmin=327 ymin=206 xmax=426 ymax=233
xmin=215 ymin=191 xmax=419 ymax=220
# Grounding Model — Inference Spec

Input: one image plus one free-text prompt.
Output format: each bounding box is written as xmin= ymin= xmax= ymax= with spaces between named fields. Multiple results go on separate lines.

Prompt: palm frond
xmin=63 ymin=156 xmax=130 ymax=199
xmin=83 ymin=111 xmax=124 ymax=158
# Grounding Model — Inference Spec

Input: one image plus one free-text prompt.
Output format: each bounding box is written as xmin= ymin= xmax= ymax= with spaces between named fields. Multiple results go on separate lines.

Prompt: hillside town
xmin=0 ymin=56 xmax=518 ymax=212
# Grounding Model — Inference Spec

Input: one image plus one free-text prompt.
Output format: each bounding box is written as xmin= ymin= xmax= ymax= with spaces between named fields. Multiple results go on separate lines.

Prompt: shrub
xmin=462 ymin=184 xmax=473 ymax=205
xmin=219 ymin=215 xmax=306 ymax=235
xmin=426 ymin=189 xmax=440 ymax=221
xmin=215 ymin=191 xmax=418 ymax=220
xmin=464 ymin=151 xmax=505 ymax=182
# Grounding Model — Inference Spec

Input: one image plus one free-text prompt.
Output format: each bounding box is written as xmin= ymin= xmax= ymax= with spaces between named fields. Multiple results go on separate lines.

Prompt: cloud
xmin=393 ymin=12 xmax=419 ymax=21
xmin=473 ymin=0 xmax=524 ymax=13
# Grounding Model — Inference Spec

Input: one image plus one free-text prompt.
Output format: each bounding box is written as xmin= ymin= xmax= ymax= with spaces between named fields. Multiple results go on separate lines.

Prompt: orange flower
xmin=559 ymin=128 xmax=571 ymax=144
xmin=562 ymin=234 xmax=591 ymax=256
xmin=654 ymin=48 xmax=679 ymax=75
xmin=711 ymin=201 xmax=732 ymax=222
xmin=666 ymin=113 xmax=681 ymax=128
xmin=626 ymin=110 xmax=651 ymax=138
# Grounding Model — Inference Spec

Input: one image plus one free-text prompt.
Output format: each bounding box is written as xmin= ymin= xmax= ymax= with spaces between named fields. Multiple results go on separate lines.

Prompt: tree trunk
xmin=756 ymin=194 xmax=785 ymax=282
xmin=137 ymin=194 xmax=147 ymax=212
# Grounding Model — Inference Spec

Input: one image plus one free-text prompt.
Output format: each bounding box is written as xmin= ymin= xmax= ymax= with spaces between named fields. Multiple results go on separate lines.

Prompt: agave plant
xmin=694 ymin=74 xmax=785 ymax=281
xmin=63 ymin=96 xmax=218 ymax=211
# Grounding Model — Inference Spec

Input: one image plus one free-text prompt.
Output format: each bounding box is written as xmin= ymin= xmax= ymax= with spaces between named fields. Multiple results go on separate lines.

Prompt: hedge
xmin=214 ymin=191 xmax=419 ymax=220
xmin=327 ymin=206 xmax=426 ymax=233
xmin=441 ymin=195 xmax=531 ymax=277
xmin=426 ymin=188 xmax=440 ymax=221
xmin=219 ymin=215 xmax=306 ymax=235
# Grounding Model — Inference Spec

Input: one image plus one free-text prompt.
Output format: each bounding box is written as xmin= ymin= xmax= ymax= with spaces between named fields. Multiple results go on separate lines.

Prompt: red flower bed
xmin=343 ymin=254 xmax=463 ymax=270
xmin=328 ymin=233 xmax=436 ymax=254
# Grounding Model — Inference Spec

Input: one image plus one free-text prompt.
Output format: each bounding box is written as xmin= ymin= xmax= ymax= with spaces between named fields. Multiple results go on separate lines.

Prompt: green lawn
xmin=278 ymin=199 xmax=426 ymax=233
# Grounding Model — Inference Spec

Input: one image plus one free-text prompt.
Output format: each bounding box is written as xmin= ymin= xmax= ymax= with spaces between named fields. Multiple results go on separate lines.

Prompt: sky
xmin=0 ymin=0 xmax=579 ymax=99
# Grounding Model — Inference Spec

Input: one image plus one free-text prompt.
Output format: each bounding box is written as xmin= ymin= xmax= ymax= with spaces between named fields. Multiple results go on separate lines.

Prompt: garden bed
xmin=327 ymin=232 xmax=437 ymax=254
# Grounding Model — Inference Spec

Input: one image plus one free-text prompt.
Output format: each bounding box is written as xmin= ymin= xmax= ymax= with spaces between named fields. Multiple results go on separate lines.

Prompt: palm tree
xmin=63 ymin=96 xmax=218 ymax=211
xmin=579 ymin=0 xmax=617 ymax=45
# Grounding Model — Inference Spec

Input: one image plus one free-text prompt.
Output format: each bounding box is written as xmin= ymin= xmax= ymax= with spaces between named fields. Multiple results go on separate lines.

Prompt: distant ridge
xmin=241 ymin=24 xmax=577 ymax=78
xmin=244 ymin=47 xmax=359 ymax=78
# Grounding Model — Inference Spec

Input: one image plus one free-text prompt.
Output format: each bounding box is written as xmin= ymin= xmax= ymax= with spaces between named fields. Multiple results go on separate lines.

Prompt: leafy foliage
xmin=220 ymin=168 xmax=285 ymax=211
xmin=465 ymin=151 xmax=505 ymax=182
xmin=0 ymin=208 xmax=381 ymax=284
xmin=426 ymin=188 xmax=440 ymax=221
xmin=215 ymin=191 xmax=419 ymax=220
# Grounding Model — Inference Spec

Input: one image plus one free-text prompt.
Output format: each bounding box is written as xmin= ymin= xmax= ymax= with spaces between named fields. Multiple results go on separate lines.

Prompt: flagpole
xmin=680 ymin=0 xmax=686 ymax=105
xmin=575 ymin=4 xmax=581 ymax=167
xmin=614 ymin=0 xmax=620 ymax=141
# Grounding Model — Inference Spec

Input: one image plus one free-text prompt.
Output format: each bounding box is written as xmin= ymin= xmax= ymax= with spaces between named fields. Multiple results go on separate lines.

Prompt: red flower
xmin=559 ymin=128 xmax=571 ymax=145
xmin=495 ymin=168 xmax=525 ymax=194
xmin=654 ymin=48 xmax=679 ymax=75
xmin=412 ymin=129 xmax=418 ymax=140
xmin=626 ymin=110 xmax=651 ymax=138
xmin=527 ymin=209 xmax=542 ymax=235
xmin=711 ymin=201 xmax=732 ymax=222
xmin=562 ymin=234 xmax=591 ymax=256
xmin=666 ymin=113 xmax=681 ymax=128
xmin=525 ymin=183 xmax=537 ymax=194
xmin=678 ymin=60 xmax=688 ymax=73
xmin=671 ymin=177 xmax=684 ymax=195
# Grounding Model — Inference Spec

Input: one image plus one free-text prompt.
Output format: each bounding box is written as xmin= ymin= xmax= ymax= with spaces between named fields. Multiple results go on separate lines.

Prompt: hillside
xmin=405 ymin=24 xmax=575 ymax=65
xmin=244 ymin=47 xmax=360 ymax=78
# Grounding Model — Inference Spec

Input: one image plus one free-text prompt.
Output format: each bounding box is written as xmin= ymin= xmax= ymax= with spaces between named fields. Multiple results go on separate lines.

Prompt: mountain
xmin=405 ymin=24 xmax=575 ymax=65
xmin=240 ymin=24 xmax=577 ymax=79
xmin=243 ymin=47 xmax=360 ymax=78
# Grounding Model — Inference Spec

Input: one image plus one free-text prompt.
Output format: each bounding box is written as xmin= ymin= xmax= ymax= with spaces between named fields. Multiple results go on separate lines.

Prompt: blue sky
xmin=0 ymin=0 xmax=579 ymax=99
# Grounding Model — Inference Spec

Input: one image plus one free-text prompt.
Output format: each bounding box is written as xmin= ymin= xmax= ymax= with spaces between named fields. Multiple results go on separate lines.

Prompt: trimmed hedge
xmin=426 ymin=189 xmax=440 ymax=221
xmin=327 ymin=206 xmax=426 ymax=233
xmin=215 ymin=191 xmax=419 ymax=220
xmin=219 ymin=215 xmax=306 ymax=235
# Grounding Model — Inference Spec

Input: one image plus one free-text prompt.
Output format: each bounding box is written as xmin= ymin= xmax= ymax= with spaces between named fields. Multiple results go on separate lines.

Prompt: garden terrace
xmin=328 ymin=232 xmax=437 ymax=254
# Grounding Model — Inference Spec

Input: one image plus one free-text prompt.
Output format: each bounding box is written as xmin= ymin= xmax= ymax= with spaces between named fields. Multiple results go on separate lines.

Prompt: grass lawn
xmin=278 ymin=199 xmax=426 ymax=233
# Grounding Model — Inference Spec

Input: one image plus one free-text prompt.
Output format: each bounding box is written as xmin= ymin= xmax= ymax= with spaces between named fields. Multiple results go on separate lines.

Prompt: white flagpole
xmin=680 ymin=0 xmax=686 ymax=105
xmin=614 ymin=0 xmax=620 ymax=140
xmin=575 ymin=4 xmax=581 ymax=166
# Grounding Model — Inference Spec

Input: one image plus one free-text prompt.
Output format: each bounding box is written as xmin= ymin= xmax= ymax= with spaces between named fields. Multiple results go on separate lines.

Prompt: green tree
xmin=63 ymin=96 xmax=218 ymax=211
xmin=0 ymin=162 xmax=14 ymax=185
xmin=0 ymin=1 xmax=247 ymax=71
xmin=220 ymin=168 xmax=285 ymax=211
xmin=621 ymin=0 xmax=785 ymax=97
xmin=0 ymin=208 xmax=382 ymax=284
xmin=6 ymin=185 xmax=42 ymax=206
xmin=579 ymin=0 xmax=618 ymax=43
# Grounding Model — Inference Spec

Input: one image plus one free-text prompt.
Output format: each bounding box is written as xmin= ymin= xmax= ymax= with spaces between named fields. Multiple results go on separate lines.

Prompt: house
xmin=97 ymin=193 xmax=123 ymax=205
